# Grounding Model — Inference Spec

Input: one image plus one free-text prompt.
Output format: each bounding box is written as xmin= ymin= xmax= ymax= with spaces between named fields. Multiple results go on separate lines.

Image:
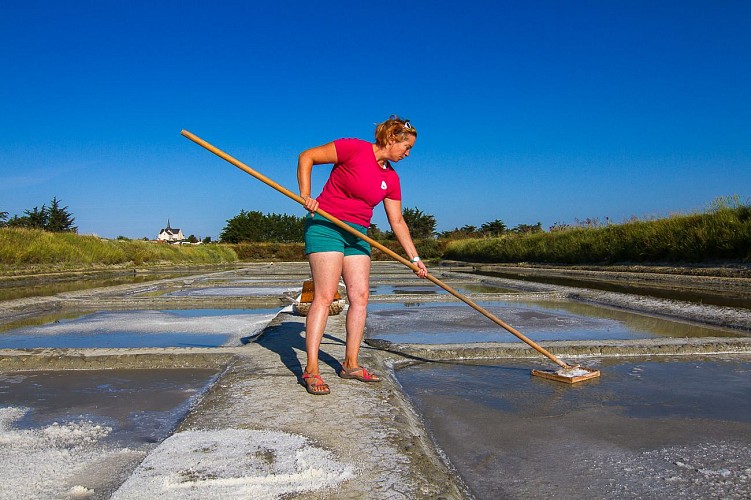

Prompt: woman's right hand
xmin=413 ymin=259 xmax=428 ymax=279
xmin=302 ymin=195 xmax=319 ymax=212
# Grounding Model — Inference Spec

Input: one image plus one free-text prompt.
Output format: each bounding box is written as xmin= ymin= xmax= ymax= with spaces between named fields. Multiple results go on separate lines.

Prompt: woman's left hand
xmin=414 ymin=260 xmax=428 ymax=279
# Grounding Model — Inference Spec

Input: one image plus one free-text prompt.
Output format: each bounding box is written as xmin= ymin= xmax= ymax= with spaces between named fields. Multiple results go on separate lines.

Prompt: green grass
xmin=231 ymin=242 xmax=306 ymax=261
xmin=3 ymin=198 xmax=749 ymax=271
xmin=443 ymin=201 xmax=751 ymax=264
xmin=0 ymin=228 xmax=239 ymax=271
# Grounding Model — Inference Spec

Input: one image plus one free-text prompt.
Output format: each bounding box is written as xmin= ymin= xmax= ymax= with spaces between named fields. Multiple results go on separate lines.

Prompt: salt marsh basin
xmin=0 ymin=309 xmax=279 ymax=349
xmin=365 ymin=299 xmax=740 ymax=344
xmin=397 ymin=355 xmax=751 ymax=499
xmin=1 ymin=261 xmax=750 ymax=499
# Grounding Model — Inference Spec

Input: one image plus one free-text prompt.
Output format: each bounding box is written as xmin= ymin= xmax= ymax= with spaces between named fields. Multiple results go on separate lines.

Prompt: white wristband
xmin=410 ymin=256 xmax=421 ymax=263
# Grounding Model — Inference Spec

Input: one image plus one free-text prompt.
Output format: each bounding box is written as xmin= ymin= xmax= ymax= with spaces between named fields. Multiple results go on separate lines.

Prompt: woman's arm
xmin=384 ymin=197 xmax=428 ymax=278
xmin=297 ymin=142 xmax=338 ymax=212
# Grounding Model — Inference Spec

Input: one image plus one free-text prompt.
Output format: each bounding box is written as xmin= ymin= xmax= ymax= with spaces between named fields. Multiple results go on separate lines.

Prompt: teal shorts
xmin=304 ymin=213 xmax=371 ymax=257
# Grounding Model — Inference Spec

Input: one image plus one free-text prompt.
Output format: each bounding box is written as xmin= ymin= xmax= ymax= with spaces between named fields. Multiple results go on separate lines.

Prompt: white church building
xmin=157 ymin=220 xmax=185 ymax=243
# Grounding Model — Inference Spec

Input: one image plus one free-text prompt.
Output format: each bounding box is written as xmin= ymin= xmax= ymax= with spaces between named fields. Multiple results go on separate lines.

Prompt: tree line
xmin=220 ymin=210 xmax=306 ymax=243
xmin=0 ymin=197 xmax=77 ymax=233
xmin=1 ymin=197 xmax=540 ymax=243
xmin=218 ymin=207 xmax=540 ymax=243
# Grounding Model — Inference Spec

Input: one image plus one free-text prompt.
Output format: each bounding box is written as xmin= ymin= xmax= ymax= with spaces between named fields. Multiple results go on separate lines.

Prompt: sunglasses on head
xmin=389 ymin=115 xmax=413 ymax=130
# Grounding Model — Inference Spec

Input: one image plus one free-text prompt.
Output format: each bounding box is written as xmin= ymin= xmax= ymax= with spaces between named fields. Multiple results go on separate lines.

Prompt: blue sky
xmin=1 ymin=1 xmax=749 ymax=239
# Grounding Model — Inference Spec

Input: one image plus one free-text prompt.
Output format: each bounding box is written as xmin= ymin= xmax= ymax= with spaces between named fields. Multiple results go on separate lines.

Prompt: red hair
xmin=374 ymin=115 xmax=417 ymax=146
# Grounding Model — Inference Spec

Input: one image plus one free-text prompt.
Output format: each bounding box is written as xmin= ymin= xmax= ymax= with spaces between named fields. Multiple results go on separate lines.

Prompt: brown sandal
xmin=302 ymin=372 xmax=330 ymax=395
xmin=339 ymin=366 xmax=381 ymax=383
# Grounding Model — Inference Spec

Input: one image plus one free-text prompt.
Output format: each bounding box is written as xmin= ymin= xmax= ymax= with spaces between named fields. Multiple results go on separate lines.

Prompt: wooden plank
xmin=531 ymin=368 xmax=601 ymax=384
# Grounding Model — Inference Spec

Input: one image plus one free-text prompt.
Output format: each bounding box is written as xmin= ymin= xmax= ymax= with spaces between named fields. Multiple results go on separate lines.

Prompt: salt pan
xmin=0 ymin=406 xmax=130 ymax=499
xmin=556 ymin=367 xmax=592 ymax=378
xmin=111 ymin=429 xmax=354 ymax=499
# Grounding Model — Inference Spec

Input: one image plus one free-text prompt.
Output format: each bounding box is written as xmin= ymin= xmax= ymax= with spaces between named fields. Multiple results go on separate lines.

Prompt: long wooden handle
xmin=181 ymin=129 xmax=569 ymax=369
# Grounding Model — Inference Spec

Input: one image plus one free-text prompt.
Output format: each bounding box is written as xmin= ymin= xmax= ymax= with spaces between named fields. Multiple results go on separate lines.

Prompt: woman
xmin=297 ymin=115 xmax=428 ymax=395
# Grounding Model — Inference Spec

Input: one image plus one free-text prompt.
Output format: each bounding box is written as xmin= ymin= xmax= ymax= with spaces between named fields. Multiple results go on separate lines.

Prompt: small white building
xmin=157 ymin=220 xmax=185 ymax=243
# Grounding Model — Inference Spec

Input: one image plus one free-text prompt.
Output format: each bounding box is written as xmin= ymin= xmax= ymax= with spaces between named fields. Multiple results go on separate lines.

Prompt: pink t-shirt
xmin=316 ymin=138 xmax=402 ymax=226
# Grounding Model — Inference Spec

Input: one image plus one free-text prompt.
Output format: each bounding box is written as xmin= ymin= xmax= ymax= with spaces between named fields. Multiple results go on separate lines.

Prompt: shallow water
xmin=396 ymin=356 xmax=751 ymax=499
xmin=0 ymin=368 xmax=219 ymax=444
xmin=366 ymin=299 xmax=739 ymax=343
xmin=0 ymin=272 xmax=191 ymax=302
xmin=369 ymin=283 xmax=517 ymax=296
xmin=0 ymin=308 xmax=279 ymax=349
xmin=474 ymin=269 xmax=751 ymax=310
xmin=165 ymin=286 xmax=300 ymax=297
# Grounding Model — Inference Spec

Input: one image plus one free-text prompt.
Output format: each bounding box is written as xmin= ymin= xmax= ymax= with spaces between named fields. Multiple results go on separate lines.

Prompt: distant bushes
xmin=370 ymin=238 xmax=446 ymax=261
xmin=443 ymin=200 xmax=751 ymax=264
xmin=231 ymin=242 xmax=305 ymax=261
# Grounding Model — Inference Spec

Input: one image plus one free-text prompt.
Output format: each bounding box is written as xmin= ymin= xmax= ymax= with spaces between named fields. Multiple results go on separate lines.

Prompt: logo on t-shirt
xmin=381 ymin=181 xmax=387 ymax=190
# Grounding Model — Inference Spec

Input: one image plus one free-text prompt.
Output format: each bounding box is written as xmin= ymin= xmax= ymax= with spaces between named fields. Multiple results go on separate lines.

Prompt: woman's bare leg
xmin=305 ymin=251 xmax=343 ymax=377
xmin=340 ymin=254 xmax=371 ymax=371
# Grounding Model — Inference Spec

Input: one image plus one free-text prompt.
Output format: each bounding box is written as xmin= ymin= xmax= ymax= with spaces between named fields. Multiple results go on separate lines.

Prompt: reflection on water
xmin=368 ymin=283 xmax=518 ymax=296
xmin=370 ymin=285 xmax=437 ymax=295
xmin=397 ymin=357 xmax=751 ymax=499
xmin=0 ymin=272 xmax=189 ymax=302
xmin=473 ymin=269 xmax=751 ymax=310
xmin=513 ymin=298 xmax=742 ymax=339
xmin=0 ymin=311 xmax=89 ymax=333
xmin=366 ymin=299 xmax=740 ymax=343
